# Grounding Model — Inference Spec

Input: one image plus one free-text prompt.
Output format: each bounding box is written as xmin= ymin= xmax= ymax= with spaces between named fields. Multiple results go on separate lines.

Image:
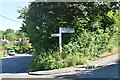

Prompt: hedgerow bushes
xmin=19 ymin=2 xmax=120 ymax=71
xmin=29 ymin=16 xmax=119 ymax=71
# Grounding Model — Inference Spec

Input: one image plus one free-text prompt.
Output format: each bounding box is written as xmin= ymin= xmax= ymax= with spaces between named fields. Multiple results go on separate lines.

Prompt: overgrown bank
xmin=19 ymin=2 xmax=120 ymax=71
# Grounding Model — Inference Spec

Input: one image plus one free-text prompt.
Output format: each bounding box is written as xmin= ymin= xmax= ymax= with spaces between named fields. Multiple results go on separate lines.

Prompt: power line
xmin=0 ymin=14 xmax=22 ymax=24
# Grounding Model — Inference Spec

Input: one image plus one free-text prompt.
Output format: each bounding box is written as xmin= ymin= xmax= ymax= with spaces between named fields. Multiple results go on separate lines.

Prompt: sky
xmin=0 ymin=2 xmax=29 ymax=31
xmin=0 ymin=1 xmax=119 ymax=31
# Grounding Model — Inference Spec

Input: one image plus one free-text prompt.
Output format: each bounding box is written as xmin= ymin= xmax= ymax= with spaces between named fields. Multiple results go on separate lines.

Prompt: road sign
xmin=51 ymin=27 xmax=75 ymax=53
xmin=61 ymin=27 xmax=75 ymax=33
xmin=51 ymin=33 xmax=59 ymax=37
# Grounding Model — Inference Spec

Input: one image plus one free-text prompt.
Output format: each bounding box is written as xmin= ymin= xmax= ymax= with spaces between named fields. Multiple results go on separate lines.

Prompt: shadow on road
xmin=0 ymin=55 xmax=32 ymax=73
xmin=54 ymin=63 xmax=119 ymax=78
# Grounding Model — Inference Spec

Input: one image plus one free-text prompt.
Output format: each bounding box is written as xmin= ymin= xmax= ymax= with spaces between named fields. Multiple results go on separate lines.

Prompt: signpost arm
xmin=59 ymin=27 xmax=62 ymax=53
xmin=51 ymin=27 xmax=74 ymax=53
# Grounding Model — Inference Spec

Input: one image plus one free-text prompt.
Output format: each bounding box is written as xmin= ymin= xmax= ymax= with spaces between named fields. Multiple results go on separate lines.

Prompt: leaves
xmin=19 ymin=2 xmax=119 ymax=71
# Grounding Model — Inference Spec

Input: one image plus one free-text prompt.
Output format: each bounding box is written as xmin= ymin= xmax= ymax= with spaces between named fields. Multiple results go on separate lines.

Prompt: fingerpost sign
xmin=51 ymin=27 xmax=75 ymax=52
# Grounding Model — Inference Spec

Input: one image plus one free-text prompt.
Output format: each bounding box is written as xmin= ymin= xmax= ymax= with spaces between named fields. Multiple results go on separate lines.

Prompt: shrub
xmin=0 ymin=50 xmax=5 ymax=58
xmin=21 ymin=3 xmax=119 ymax=71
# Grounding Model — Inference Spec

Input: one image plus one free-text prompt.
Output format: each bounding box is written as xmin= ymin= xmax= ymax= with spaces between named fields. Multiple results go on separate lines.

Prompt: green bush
xmin=19 ymin=3 xmax=119 ymax=71
xmin=29 ymin=16 xmax=119 ymax=71
xmin=0 ymin=51 xmax=5 ymax=58
xmin=29 ymin=49 xmax=89 ymax=71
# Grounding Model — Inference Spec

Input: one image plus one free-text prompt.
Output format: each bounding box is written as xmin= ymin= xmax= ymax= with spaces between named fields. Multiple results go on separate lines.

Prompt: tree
xmin=4 ymin=29 xmax=14 ymax=35
xmin=18 ymin=2 xmax=120 ymax=71
xmin=19 ymin=2 xmax=119 ymax=54
xmin=5 ymin=33 xmax=16 ymax=41
xmin=15 ymin=30 xmax=26 ymax=40
xmin=14 ymin=30 xmax=32 ymax=53
xmin=0 ymin=30 xmax=4 ymax=49
xmin=15 ymin=38 xmax=31 ymax=53
xmin=0 ymin=30 xmax=4 ymax=35
xmin=2 ymin=29 xmax=16 ymax=41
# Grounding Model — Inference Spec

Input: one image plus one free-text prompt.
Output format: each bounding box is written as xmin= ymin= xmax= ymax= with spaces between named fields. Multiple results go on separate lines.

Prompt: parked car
xmin=8 ymin=50 xmax=15 ymax=56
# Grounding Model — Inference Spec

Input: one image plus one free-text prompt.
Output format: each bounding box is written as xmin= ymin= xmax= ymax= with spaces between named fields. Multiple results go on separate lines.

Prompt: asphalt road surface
xmin=53 ymin=63 xmax=119 ymax=78
xmin=0 ymin=54 xmax=32 ymax=73
xmin=0 ymin=54 xmax=119 ymax=78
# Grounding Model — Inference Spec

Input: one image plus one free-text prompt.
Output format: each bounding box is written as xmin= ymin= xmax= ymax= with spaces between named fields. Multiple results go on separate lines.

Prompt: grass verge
xmin=29 ymin=46 xmax=119 ymax=72
xmin=0 ymin=51 xmax=4 ymax=59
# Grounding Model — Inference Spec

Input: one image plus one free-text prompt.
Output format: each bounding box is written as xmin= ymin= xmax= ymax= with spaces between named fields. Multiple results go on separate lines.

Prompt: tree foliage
xmin=0 ymin=29 xmax=32 ymax=54
xmin=19 ymin=2 xmax=120 ymax=71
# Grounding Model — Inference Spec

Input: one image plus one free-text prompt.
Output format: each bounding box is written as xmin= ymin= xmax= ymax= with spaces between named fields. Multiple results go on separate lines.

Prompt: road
xmin=0 ymin=54 xmax=32 ymax=73
xmin=53 ymin=63 xmax=119 ymax=78
xmin=0 ymin=54 xmax=119 ymax=78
